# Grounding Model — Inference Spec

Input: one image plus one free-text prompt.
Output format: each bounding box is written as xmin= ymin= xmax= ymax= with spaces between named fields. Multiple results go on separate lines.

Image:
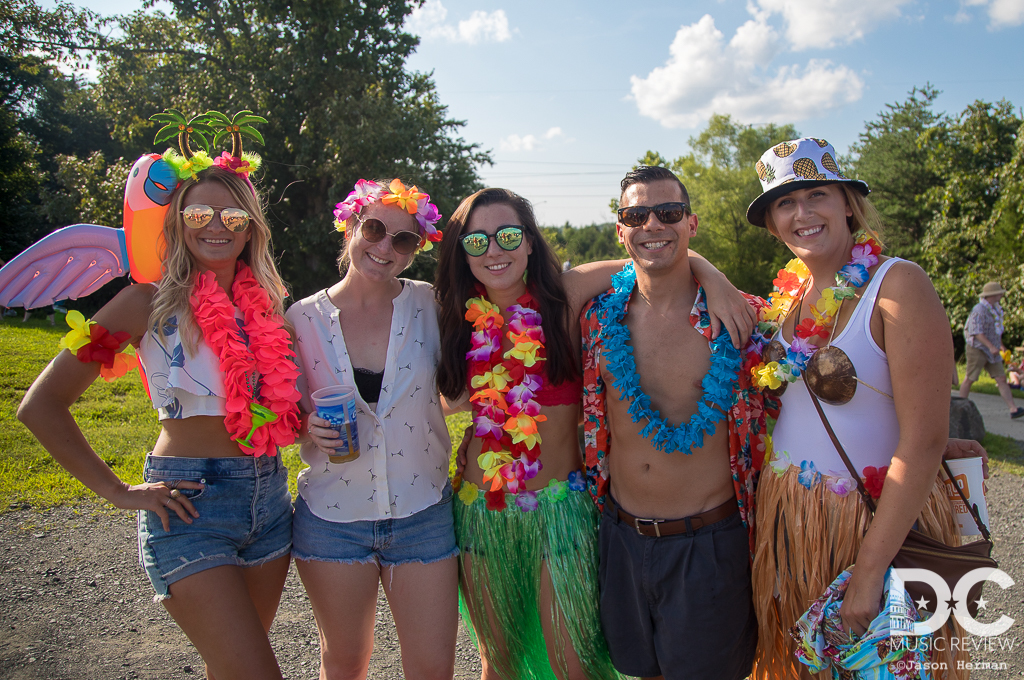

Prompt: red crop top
xmin=466 ymin=371 xmax=582 ymax=407
xmin=534 ymin=375 xmax=583 ymax=406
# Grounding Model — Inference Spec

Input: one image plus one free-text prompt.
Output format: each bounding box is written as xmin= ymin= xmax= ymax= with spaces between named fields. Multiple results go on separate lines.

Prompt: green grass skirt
xmin=454 ymin=484 xmax=622 ymax=680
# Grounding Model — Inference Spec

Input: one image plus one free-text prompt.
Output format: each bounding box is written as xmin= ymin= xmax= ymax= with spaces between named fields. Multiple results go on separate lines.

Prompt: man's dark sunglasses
xmin=617 ymin=202 xmax=689 ymax=228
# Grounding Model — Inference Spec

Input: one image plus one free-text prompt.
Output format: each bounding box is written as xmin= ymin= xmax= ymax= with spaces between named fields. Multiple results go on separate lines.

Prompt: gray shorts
xmin=598 ymin=498 xmax=757 ymax=680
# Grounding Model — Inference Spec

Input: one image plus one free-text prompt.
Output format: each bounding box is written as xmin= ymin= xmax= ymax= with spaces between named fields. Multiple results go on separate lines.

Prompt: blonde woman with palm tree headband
xmin=15 ymin=110 xmax=301 ymax=680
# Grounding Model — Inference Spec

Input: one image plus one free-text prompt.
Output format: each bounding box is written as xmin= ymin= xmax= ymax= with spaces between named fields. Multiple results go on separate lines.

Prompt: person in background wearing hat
xmin=744 ymin=138 xmax=968 ymax=679
xmin=959 ymin=281 xmax=1024 ymax=418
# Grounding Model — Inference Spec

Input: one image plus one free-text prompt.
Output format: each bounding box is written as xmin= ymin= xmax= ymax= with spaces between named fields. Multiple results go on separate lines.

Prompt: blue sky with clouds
xmin=54 ymin=0 xmax=1024 ymax=226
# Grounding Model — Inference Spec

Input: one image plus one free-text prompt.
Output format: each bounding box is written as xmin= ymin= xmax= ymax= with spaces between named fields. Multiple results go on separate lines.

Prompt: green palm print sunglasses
xmin=459 ymin=226 xmax=525 ymax=257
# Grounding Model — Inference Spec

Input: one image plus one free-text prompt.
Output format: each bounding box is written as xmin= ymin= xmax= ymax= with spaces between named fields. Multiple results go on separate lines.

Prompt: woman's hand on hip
xmin=109 ymin=480 xmax=204 ymax=532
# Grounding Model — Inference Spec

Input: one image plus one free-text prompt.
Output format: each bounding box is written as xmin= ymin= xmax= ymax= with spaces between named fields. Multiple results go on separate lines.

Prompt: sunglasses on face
xmin=616 ymin=202 xmax=689 ymax=229
xmin=181 ymin=204 xmax=252 ymax=232
xmin=460 ymin=226 xmax=525 ymax=257
xmin=356 ymin=215 xmax=423 ymax=255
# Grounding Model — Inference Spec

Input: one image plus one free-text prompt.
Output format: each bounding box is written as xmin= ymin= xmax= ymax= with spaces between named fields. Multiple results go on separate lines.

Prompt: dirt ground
xmin=1 ymin=471 xmax=1021 ymax=680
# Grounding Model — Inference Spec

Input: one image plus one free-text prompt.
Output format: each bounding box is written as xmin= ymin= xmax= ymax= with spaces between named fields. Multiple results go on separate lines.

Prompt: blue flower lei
xmin=596 ymin=262 xmax=741 ymax=454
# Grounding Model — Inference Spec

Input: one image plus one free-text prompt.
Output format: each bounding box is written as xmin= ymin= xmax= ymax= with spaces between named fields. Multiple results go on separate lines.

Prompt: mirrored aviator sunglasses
xmin=181 ymin=204 xmax=252 ymax=232
xmin=358 ymin=217 xmax=422 ymax=255
xmin=616 ymin=202 xmax=689 ymax=229
xmin=460 ymin=226 xmax=525 ymax=257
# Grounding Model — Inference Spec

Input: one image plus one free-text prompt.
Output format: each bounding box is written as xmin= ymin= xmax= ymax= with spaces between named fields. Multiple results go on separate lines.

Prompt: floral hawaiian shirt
xmin=581 ymin=276 xmax=778 ymax=555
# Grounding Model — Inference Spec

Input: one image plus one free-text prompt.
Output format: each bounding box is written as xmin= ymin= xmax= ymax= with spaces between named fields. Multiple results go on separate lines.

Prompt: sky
xmin=51 ymin=0 xmax=1024 ymax=226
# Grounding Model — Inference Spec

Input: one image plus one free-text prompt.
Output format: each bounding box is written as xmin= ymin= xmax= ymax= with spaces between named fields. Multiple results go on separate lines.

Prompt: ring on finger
xmin=163 ymin=497 xmax=172 ymax=507
xmin=169 ymin=489 xmax=181 ymax=499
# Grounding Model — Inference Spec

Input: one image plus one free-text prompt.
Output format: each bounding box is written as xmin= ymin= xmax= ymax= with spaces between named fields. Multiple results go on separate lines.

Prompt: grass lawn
xmin=0 ymin=318 xmax=471 ymax=512
xmin=980 ymin=432 xmax=1024 ymax=476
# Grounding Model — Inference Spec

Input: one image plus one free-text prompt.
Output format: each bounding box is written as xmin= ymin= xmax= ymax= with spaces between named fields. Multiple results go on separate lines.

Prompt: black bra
xmin=353 ymin=366 xmax=384 ymax=404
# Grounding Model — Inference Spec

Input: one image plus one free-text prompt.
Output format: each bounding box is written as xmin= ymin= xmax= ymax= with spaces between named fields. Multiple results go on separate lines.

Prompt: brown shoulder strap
xmin=806 ymin=383 xmax=877 ymax=513
xmin=807 ymin=382 xmax=991 ymax=538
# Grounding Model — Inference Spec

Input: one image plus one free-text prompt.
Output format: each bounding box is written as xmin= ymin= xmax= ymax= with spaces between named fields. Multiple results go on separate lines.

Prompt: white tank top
xmin=769 ymin=258 xmax=902 ymax=492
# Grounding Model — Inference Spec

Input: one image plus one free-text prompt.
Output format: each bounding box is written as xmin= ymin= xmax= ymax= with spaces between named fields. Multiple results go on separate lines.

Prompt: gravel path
xmin=1 ymin=470 xmax=1021 ymax=680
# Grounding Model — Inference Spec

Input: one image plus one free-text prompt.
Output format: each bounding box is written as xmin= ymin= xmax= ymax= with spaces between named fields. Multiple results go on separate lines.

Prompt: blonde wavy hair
xmin=150 ymin=168 xmax=289 ymax=356
xmin=764 ymin=183 xmax=885 ymax=247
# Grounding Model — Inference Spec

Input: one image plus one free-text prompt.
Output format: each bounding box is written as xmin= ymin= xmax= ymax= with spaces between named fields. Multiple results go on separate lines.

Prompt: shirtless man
xmin=580 ymin=166 xmax=770 ymax=680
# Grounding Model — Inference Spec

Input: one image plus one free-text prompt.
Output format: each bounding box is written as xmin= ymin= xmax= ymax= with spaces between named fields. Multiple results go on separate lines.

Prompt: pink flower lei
xmin=190 ymin=261 xmax=302 ymax=456
xmin=332 ymin=179 xmax=443 ymax=252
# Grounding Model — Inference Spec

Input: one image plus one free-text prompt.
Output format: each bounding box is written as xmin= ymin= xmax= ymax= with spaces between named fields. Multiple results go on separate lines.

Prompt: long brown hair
xmin=435 ymin=188 xmax=577 ymax=400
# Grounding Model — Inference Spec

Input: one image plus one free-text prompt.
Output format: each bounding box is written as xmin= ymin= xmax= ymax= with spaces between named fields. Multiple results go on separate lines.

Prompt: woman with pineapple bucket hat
xmin=744 ymin=138 xmax=968 ymax=678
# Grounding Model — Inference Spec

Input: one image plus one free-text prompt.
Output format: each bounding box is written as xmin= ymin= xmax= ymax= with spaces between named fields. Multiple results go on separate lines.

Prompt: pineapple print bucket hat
xmin=746 ymin=137 xmax=869 ymax=228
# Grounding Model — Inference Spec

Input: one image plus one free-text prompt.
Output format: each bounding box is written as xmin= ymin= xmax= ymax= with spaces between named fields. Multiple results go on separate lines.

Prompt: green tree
xmin=86 ymin=0 xmax=488 ymax=296
xmin=920 ymin=100 xmax=1023 ymax=348
xmin=847 ymin=85 xmax=946 ymax=259
xmin=641 ymin=115 xmax=798 ymax=297
xmin=1 ymin=0 xmax=114 ymax=260
xmin=540 ymin=222 xmax=623 ymax=268
xmin=4 ymin=0 xmax=488 ymax=296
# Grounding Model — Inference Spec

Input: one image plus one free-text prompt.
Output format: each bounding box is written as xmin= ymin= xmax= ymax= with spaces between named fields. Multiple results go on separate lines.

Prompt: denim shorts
xmin=292 ymin=483 xmax=457 ymax=567
xmin=137 ymin=454 xmax=293 ymax=601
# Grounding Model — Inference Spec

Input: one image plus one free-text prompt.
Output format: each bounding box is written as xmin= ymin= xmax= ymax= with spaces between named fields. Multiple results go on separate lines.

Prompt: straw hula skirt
xmin=751 ymin=463 xmax=969 ymax=680
xmin=453 ymin=479 xmax=621 ymax=680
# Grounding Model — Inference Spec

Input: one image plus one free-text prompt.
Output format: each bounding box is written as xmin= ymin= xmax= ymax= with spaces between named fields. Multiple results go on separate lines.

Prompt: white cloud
xmin=753 ymin=0 xmax=913 ymax=50
xmin=499 ymin=127 xmax=563 ymax=151
xmin=630 ymin=14 xmax=863 ymax=129
xmin=959 ymin=0 xmax=1024 ymax=27
xmin=407 ymin=0 xmax=512 ymax=44
xmin=500 ymin=134 xmax=539 ymax=151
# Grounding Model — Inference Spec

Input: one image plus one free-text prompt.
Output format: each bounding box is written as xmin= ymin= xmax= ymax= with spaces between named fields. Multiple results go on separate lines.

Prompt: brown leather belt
xmin=611 ymin=496 xmax=738 ymax=538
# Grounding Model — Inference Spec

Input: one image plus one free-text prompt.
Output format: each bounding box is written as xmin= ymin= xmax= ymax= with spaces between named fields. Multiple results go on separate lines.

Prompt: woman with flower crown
xmin=17 ymin=110 xmax=301 ymax=680
xmin=288 ymin=178 xmax=458 ymax=680
xmin=433 ymin=187 xmax=757 ymax=680
xmin=744 ymin=138 xmax=967 ymax=679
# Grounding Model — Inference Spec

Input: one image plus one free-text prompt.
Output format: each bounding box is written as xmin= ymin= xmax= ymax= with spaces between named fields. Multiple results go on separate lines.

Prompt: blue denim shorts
xmin=292 ymin=483 xmax=457 ymax=567
xmin=137 ymin=454 xmax=293 ymax=601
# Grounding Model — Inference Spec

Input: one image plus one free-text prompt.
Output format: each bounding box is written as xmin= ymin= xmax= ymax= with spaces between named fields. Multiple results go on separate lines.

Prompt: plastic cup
xmin=941 ymin=457 xmax=989 ymax=537
xmin=311 ymin=385 xmax=360 ymax=464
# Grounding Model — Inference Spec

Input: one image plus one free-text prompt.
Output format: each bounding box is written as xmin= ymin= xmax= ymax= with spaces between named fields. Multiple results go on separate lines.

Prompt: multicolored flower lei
xmin=597 ymin=262 xmax=741 ymax=454
xmin=190 ymin=261 xmax=302 ymax=457
xmin=750 ymin=231 xmax=882 ymax=390
xmin=332 ymin=179 xmax=443 ymax=251
xmin=59 ymin=310 xmax=139 ymax=382
xmin=464 ymin=289 xmax=547 ymax=511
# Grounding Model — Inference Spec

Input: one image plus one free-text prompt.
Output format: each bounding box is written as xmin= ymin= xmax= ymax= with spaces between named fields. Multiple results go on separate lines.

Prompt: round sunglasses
xmin=356 ymin=215 xmax=423 ymax=255
xmin=616 ymin=202 xmax=689 ymax=229
xmin=181 ymin=204 xmax=251 ymax=232
xmin=460 ymin=226 xmax=525 ymax=257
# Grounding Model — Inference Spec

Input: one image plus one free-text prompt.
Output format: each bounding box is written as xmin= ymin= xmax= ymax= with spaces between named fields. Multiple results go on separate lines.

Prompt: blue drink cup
xmin=311 ymin=385 xmax=360 ymax=463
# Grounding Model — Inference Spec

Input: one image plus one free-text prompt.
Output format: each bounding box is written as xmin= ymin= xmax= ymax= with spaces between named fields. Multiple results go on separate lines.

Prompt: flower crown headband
xmin=333 ymin=179 xmax=443 ymax=252
xmin=151 ymin=108 xmax=267 ymax=181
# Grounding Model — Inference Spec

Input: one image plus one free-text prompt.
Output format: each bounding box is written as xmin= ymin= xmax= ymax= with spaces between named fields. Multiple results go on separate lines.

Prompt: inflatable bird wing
xmin=0 ymin=153 xmax=172 ymax=309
